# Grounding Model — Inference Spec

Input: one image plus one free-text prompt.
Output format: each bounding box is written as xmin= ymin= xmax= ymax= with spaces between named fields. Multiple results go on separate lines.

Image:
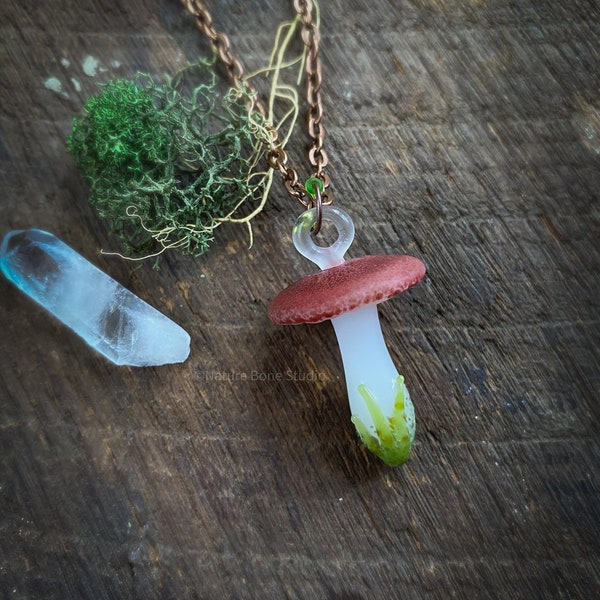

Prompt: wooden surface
xmin=1 ymin=0 xmax=599 ymax=598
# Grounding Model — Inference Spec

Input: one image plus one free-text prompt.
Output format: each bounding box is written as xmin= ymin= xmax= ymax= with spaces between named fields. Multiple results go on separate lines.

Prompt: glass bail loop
xmin=292 ymin=205 xmax=355 ymax=270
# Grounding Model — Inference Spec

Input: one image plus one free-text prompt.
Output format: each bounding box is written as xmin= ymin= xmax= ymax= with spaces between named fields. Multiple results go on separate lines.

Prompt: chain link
xmin=181 ymin=0 xmax=331 ymax=208
xmin=296 ymin=0 xmax=328 ymax=178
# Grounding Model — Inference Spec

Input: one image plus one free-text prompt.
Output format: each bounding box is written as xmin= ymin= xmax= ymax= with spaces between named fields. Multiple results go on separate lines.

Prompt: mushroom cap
xmin=268 ymin=255 xmax=426 ymax=325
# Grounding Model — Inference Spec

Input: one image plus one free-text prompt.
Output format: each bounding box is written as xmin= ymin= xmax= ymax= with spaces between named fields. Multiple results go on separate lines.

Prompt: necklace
xmin=183 ymin=1 xmax=427 ymax=467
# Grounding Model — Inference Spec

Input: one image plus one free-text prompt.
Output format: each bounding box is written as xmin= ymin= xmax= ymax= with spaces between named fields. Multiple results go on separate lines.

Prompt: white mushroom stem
xmin=331 ymin=304 xmax=416 ymax=466
xmin=331 ymin=304 xmax=398 ymax=413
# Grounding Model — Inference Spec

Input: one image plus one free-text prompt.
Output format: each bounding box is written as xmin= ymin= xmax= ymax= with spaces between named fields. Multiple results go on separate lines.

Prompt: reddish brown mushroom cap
xmin=268 ymin=255 xmax=426 ymax=325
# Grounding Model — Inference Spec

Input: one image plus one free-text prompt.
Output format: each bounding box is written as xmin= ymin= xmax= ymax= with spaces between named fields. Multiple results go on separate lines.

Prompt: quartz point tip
xmin=0 ymin=229 xmax=190 ymax=366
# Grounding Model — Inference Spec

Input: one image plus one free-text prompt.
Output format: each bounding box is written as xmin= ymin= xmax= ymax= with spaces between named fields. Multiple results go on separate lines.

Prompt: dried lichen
xmin=67 ymin=60 xmax=272 ymax=260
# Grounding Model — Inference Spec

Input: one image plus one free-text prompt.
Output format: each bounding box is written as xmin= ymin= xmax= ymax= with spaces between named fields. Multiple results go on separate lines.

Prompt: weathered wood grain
xmin=1 ymin=0 xmax=598 ymax=598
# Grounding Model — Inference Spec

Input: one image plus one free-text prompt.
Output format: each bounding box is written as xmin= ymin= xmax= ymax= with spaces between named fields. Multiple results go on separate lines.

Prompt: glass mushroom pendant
xmin=268 ymin=205 xmax=426 ymax=466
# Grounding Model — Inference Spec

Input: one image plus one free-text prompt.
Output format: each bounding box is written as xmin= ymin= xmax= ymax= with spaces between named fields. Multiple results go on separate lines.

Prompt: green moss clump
xmin=66 ymin=61 xmax=270 ymax=260
xmin=68 ymin=79 xmax=170 ymax=171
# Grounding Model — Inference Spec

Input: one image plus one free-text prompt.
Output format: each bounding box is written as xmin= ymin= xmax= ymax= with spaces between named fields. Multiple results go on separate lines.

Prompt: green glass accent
xmin=304 ymin=177 xmax=324 ymax=198
xmin=351 ymin=375 xmax=413 ymax=467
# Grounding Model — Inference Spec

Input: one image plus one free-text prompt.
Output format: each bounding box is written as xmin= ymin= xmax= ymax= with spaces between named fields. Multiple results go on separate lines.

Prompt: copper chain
xmin=181 ymin=0 xmax=331 ymax=207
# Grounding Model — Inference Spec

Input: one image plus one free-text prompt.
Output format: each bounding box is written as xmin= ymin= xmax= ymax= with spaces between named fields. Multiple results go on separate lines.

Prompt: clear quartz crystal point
xmin=0 ymin=229 xmax=190 ymax=366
